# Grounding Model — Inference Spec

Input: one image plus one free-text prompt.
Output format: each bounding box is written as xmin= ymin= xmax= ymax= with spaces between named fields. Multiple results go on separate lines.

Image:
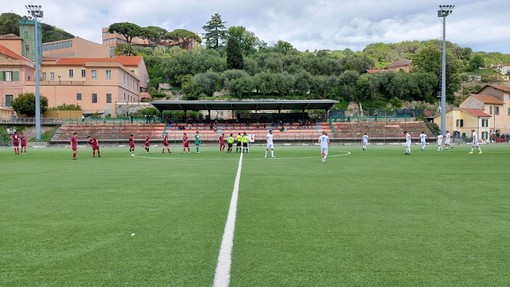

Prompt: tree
xmin=12 ymin=93 xmax=48 ymax=117
xmin=467 ymin=54 xmax=485 ymax=72
xmin=227 ymin=26 xmax=261 ymax=56
xmin=0 ymin=13 xmax=22 ymax=35
xmin=226 ymin=38 xmax=244 ymax=70
xmin=141 ymin=26 xmax=167 ymax=47
xmin=165 ymin=29 xmax=202 ymax=49
xmin=411 ymin=46 xmax=462 ymax=101
xmin=202 ymin=13 xmax=228 ymax=49
xmin=108 ymin=22 xmax=143 ymax=46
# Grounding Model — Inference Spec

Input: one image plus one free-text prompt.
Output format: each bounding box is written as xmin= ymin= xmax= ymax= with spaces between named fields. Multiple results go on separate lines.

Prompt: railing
xmin=329 ymin=115 xmax=413 ymax=123
xmin=0 ymin=118 xmax=63 ymax=125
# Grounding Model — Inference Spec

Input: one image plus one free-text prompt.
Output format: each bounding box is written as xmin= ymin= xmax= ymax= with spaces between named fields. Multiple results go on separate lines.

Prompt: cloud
xmin=3 ymin=0 xmax=510 ymax=53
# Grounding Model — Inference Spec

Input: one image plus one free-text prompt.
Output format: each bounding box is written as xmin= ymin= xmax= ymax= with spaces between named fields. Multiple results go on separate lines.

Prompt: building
xmin=366 ymin=59 xmax=412 ymax=74
xmin=433 ymin=84 xmax=510 ymax=140
xmin=0 ymin=33 xmax=149 ymax=117
xmin=19 ymin=19 xmax=42 ymax=63
xmin=0 ymin=43 xmax=35 ymax=115
xmin=43 ymin=37 xmax=110 ymax=58
xmin=29 ymin=56 xmax=149 ymax=116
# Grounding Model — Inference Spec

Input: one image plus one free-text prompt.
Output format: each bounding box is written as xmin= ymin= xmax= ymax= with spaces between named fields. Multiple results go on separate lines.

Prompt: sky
xmin=4 ymin=0 xmax=510 ymax=53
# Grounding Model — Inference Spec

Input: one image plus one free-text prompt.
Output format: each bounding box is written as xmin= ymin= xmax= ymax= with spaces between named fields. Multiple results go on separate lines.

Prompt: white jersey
xmin=472 ymin=131 xmax=478 ymax=145
xmin=362 ymin=134 xmax=369 ymax=144
xmin=266 ymin=132 xmax=274 ymax=148
xmin=405 ymin=133 xmax=411 ymax=147
xmin=419 ymin=133 xmax=427 ymax=143
xmin=319 ymin=135 xmax=329 ymax=149
xmin=266 ymin=133 xmax=273 ymax=144
xmin=437 ymin=134 xmax=443 ymax=145
xmin=445 ymin=132 xmax=451 ymax=144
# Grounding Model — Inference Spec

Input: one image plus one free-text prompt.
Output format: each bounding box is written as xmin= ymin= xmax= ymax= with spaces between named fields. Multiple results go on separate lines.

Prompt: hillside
xmin=0 ymin=12 xmax=74 ymax=43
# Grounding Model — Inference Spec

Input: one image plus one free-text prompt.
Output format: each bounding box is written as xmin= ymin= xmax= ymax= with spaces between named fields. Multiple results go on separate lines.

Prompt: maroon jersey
xmin=219 ymin=135 xmax=225 ymax=145
xmin=129 ymin=136 xmax=135 ymax=148
xmin=70 ymin=136 xmax=78 ymax=150
xmin=20 ymin=136 xmax=27 ymax=147
xmin=88 ymin=137 xmax=99 ymax=149
xmin=163 ymin=134 xmax=169 ymax=146
xmin=144 ymin=136 xmax=150 ymax=148
xmin=11 ymin=134 xmax=19 ymax=146
xmin=183 ymin=135 xmax=189 ymax=147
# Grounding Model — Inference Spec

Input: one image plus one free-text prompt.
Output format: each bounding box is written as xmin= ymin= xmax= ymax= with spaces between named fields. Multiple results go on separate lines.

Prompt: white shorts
xmin=445 ymin=140 xmax=451 ymax=145
xmin=266 ymin=143 xmax=274 ymax=149
xmin=405 ymin=142 xmax=411 ymax=148
xmin=321 ymin=147 xmax=328 ymax=154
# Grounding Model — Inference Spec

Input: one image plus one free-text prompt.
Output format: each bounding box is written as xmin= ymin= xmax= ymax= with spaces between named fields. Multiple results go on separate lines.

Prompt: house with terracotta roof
xmin=1 ymin=33 xmax=149 ymax=117
xmin=0 ymin=42 xmax=35 ymax=118
xmin=366 ymin=59 xmax=412 ymax=74
xmin=434 ymin=84 xmax=510 ymax=140
xmin=27 ymin=56 xmax=149 ymax=116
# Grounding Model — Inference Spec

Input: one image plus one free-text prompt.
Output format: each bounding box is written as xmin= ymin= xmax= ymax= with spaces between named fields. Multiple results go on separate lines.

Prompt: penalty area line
xmin=213 ymin=152 xmax=244 ymax=287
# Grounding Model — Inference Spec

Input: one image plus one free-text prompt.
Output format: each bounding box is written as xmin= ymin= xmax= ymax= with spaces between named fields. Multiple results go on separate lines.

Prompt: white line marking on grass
xmin=213 ymin=152 xmax=244 ymax=287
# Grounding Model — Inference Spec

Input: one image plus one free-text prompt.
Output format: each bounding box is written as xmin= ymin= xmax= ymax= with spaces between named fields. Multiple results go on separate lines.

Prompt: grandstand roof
xmin=151 ymin=100 xmax=338 ymax=112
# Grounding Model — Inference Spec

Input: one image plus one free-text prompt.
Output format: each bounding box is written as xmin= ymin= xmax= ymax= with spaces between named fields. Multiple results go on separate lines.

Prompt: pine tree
xmin=202 ymin=13 xmax=227 ymax=49
xmin=226 ymin=38 xmax=244 ymax=70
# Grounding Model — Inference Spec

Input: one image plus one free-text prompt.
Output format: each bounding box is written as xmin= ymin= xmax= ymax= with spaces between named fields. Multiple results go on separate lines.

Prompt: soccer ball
xmin=131 ymin=154 xmax=134 ymax=157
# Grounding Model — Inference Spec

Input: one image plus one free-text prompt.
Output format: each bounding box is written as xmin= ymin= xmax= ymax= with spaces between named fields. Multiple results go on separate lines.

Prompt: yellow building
xmin=433 ymin=84 xmax=510 ymax=140
xmin=42 ymin=37 xmax=110 ymax=58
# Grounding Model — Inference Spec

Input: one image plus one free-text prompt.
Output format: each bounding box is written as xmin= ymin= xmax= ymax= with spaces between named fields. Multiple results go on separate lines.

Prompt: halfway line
xmin=213 ymin=152 xmax=244 ymax=287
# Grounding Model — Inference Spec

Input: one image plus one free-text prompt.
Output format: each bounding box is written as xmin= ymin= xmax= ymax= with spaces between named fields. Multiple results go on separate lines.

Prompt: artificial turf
xmin=1 ymin=143 xmax=509 ymax=286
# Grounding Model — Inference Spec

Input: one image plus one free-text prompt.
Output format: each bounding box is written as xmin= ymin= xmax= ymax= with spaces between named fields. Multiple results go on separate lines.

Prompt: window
xmin=76 ymin=93 xmax=82 ymax=101
xmin=106 ymin=93 xmax=112 ymax=103
xmin=481 ymin=119 xmax=489 ymax=127
xmin=456 ymin=119 xmax=464 ymax=128
xmin=489 ymin=106 xmax=492 ymax=114
xmin=81 ymin=69 xmax=86 ymax=78
xmin=42 ymin=72 xmax=46 ymax=80
xmin=50 ymin=72 xmax=55 ymax=80
xmin=91 ymin=70 xmax=97 ymax=79
xmin=1 ymin=71 xmax=15 ymax=82
xmin=106 ymin=70 xmax=112 ymax=80
xmin=495 ymin=106 xmax=499 ymax=115
xmin=5 ymin=95 xmax=13 ymax=107
xmin=481 ymin=132 xmax=488 ymax=140
xmin=92 ymin=93 xmax=97 ymax=103
xmin=508 ymin=108 xmax=510 ymax=116
xmin=25 ymin=44 xmax=30 ymax=54
xmin=69 ymin=69 xmax=74 ymax=78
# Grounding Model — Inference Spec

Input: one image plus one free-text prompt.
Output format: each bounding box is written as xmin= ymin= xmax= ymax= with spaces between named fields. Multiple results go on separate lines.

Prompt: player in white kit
xmin=444 ymin=131 xmax=453 ymax=149
xmin=265 ymin=130 xmax=275 ymax=158
xmin=362 ymin=133 xmax=369 ymax=150
xmin=469 ymin=129 xmax=482 ymax=154
xmin=419 ymin=131 xmax=427 ymax=151
xmin=436 ymin=134 xmax=444 ymax=151
xmin=404 ymin=131 xmax=412 ymax=155
xmin=318 ymin=131 xmax=330 ymax=162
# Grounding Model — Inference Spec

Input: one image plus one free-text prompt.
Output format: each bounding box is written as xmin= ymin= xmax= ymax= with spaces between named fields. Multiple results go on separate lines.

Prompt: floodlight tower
xmin=26 ymin=4 xmax=44 ymax=140
xmin=438 ymin=4 xmax=454 ymax=137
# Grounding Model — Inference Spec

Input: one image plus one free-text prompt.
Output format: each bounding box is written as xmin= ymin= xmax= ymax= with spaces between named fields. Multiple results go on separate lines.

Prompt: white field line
xmin=213 ymin=152 xmax=244 ymax=287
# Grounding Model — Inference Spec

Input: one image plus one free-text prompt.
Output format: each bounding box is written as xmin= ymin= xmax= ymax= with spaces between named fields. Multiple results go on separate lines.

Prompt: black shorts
xmin=243 ymin=142 xmax=248 ymax=147
xmin=237 ymin=142 xmax=242 ymax=147
xmin=228 ymin=143 xmax=233 ymax=148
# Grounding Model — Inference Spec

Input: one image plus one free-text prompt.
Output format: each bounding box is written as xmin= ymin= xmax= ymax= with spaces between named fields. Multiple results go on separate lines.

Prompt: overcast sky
xmin=4 ymin=0 xmax=510 ymax=53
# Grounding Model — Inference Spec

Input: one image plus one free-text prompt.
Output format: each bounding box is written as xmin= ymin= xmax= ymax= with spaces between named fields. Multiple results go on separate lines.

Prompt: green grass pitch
xmin=1 ymin=143 xmax=509 ymax=286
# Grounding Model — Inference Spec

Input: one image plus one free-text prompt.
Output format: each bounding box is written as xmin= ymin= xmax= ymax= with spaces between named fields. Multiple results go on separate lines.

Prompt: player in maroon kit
xmin=87 ymin=136 xmax=101 ymax=157
xmin=182 ymin=133 xmax=190 ymax=154
xmin=70 ymin=132 xmax=78 ymax=160
xmin=144 ymin=135 xmax=150 ymax=153
xmin=129 ymin=134 xmax=135 ymax=155
xmin=162 ymin=132 xmax=171 ymax=153
xmin=20 ymin=133 xmax=27 ymax=154
xmin=11 ymin=131 xmax=20 ymax=155
xmin=219 ymin=133 xmax=225 ymax=152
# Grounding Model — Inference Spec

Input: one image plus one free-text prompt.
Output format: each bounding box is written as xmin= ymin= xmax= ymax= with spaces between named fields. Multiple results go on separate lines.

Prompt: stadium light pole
xmin=438 ymin=4 xmax=454 ymax=137
xmin=26 ymin=4 xmax=44 ymax=141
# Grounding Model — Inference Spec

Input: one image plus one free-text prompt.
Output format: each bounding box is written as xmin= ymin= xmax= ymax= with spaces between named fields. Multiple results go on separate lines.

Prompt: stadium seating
xmin=50 ymin=121 xmax=434 ymax=144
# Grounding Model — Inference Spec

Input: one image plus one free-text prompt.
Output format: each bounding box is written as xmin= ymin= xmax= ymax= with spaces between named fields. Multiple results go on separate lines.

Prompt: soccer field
xmin=1 ymin=143 xmax=509 ymax=286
